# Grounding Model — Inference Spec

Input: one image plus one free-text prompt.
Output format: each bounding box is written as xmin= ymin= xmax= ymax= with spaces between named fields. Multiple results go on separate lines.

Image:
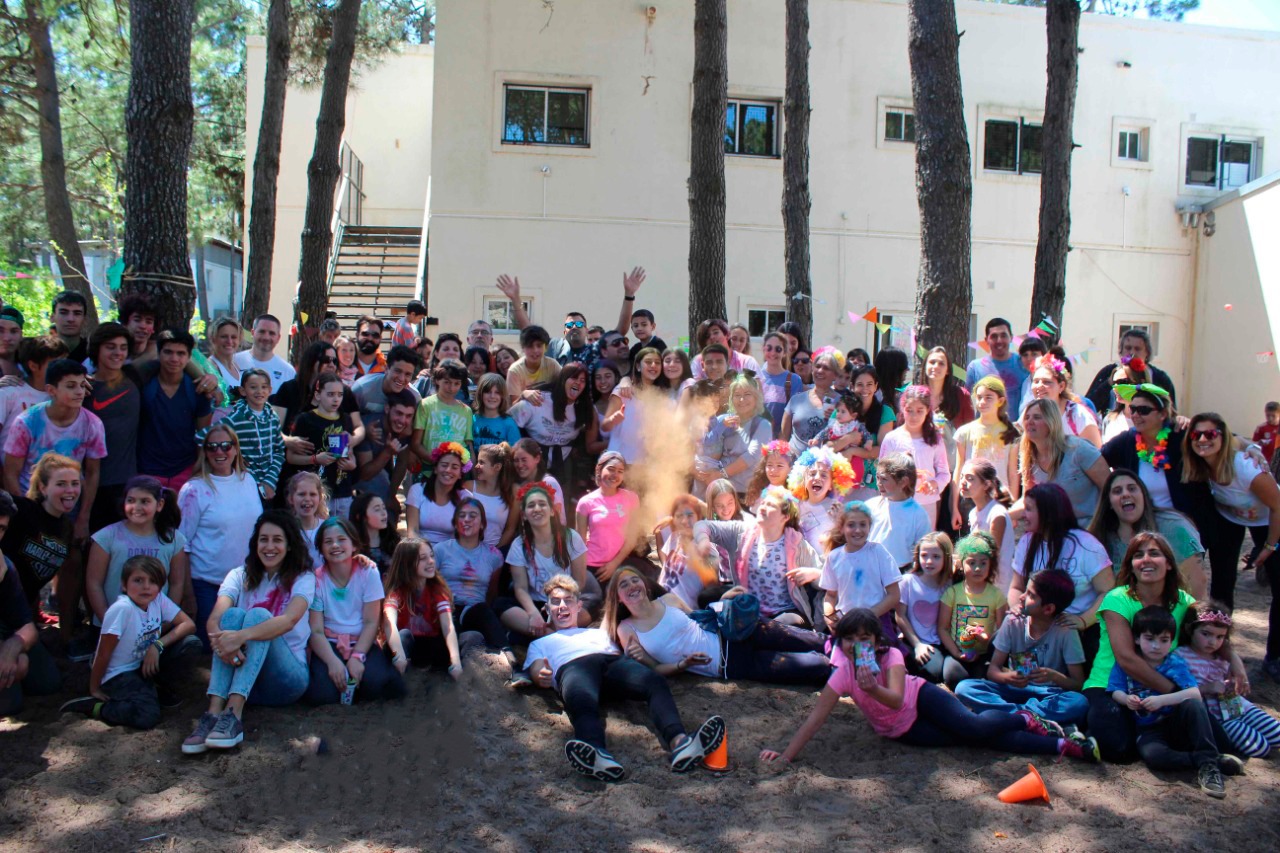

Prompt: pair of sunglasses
xmin=1190 ymin=428 xmax=1222 ymax=442
xmin=564 ymin=320 xmax=585 ymax=329
xmin=204 ymin=441 xmax=234 ymax=452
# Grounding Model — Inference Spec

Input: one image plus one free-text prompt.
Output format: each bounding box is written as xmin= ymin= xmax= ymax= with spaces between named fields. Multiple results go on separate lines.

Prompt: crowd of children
xmin=0 ymin=289 xmax=1277 ymax=799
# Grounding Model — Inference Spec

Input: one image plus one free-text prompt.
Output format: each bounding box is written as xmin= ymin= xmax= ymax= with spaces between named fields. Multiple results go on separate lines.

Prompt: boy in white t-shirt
xmin=61 ymin=556 xmax=199 ymax=729
xmin=867 ymin=454 xmax=931 ymax=569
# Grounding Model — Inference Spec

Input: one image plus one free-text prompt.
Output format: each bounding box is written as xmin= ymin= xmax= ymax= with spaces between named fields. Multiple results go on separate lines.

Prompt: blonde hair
xmin=285 ymin=470 xmax=331 ymax=521
xmin=543 ymin=573 xmax=580 ymax=599
xmin=193 ymin=423 xmax=248 ymax=485
xmin=26 ymin=453 xmax=80 ymax=501
xmin=727 ymin=373 xmax=765 ymax=418
xmin=1019 ymin=398 xmax=1067 ymax=492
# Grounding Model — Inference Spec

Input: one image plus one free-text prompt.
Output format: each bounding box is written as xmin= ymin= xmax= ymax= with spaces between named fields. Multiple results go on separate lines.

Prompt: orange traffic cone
xmin=998 ymin=764 xmax=1050 ymax=805
xmin=702 ymin=732 xmax=729 ymax=771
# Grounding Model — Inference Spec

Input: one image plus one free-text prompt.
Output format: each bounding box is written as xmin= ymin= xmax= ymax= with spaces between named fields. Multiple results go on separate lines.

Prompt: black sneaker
xmin=1217 ymin=754 xmax=1246 ymax=777
xmin=66 ymin=635 xmax=97 ymax=663
xmin=1198 ymin=761 xmax=1226 ymax=799
xmin=157 ymin=686 xmax=183 ymax=710
xmin=565 ymin=740 xmax=626 ymax=783
xmin=59 ymin=696 xmax=101 ymax=718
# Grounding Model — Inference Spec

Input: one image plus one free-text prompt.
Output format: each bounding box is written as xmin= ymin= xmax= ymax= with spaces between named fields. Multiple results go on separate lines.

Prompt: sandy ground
xmin=2 ymin=582 xmax=1278 ymax=853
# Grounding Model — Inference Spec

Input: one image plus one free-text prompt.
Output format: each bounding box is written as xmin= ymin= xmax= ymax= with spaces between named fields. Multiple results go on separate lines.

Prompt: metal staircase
xmin=326 ymin=224 xmax=423 ymax=333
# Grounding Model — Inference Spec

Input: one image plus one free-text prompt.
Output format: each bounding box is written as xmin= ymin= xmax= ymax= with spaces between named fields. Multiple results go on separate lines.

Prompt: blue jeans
xmin=193 ymin=579 xmax=223 ymax=651
xmin=955 ymin=679 xmax=1089 ymax=725
xmin=207 ymin=607 xmax=310 ymax=707
xmin=895 ymin=682 xmax=1061 ymax=755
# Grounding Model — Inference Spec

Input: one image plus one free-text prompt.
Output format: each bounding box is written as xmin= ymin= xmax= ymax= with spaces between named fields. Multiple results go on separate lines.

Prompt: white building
xmin=249 ymin=0 xmax=1280 ymax=430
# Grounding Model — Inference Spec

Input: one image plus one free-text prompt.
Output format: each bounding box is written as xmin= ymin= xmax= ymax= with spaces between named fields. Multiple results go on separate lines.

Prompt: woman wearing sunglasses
xmin=178 ymin=424 xmax=268 ymax=648
xmin=1183 ymin=413 xmax=1280 ymax=618
xmin=1099 ymin=384 xmax=1217 ymax=545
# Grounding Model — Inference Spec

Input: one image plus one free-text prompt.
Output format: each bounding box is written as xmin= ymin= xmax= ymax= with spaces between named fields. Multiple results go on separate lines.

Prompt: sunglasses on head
xmin=565 ymin=320 xmax=585 ymax=329
xmin=1128 ymin=404 xmax=1159 ymax=417
xmin=1190 ymin=428 xmax=1222 ymax=442
xmin=204 ymin=441 xmax=234 ymax=452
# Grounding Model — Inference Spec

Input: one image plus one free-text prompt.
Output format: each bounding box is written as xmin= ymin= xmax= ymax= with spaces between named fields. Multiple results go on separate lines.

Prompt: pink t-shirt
xmin=827 ymin=645 xmax=924 ymax=739
xmin=3 ymin=402 xmax=107 ymax=492
xmin=575 ymin=488 xmax=640 ymax=566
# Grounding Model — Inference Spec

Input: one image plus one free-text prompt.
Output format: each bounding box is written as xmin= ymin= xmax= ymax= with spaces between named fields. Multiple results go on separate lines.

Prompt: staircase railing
xmin=415 ymin=176 xmax=431 ymax=303
xmin=325 ymin=140 xmax=366 ymax=300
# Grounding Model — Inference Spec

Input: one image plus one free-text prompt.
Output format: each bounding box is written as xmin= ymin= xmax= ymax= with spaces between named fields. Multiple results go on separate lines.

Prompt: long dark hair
xmin=1114 ymin=531 xmax=1184 ymax=610
xmin=925 ymin=346 xmax=966 ymax=421
xmin=119 ymin=475 xmax=180 ymax=544
xmin=349 ymin=491 xmax=400 ymax=557
xmin=243 ymin=510 xmax=312 ymax=594
xmin=385 ymin=537 xmax=452 ymax=611
xmin=426 ymin=449 xmax=470 ymax=506
xmin=873 ymin=348 xmax=910 ymax=414
xmin=775 ymin=320 xmax=809 ymax=354
xmin=296 ymin=342 xmax=337 ymax=410
xmin=1021 ymin=483 xmax=1079 ymax=578
xmin=550 ymin=362 xmax=594 ymax=426
xmin=1087 ymin=468 xmax=1154 ymax=544
xmin=518 ymin=483 xmax=572 ymax=567
xmin=431 ymin=333 xmax=463 ymax=368
xmin=834 ymin=608 xmax=892 ymax=659
xmin=656 ymin=347 xmax=693 ymax=391
xmin=514 ymin=437 xmax=548 ymax=480
xmin=850 ymin=365 xmax=887 ymax=436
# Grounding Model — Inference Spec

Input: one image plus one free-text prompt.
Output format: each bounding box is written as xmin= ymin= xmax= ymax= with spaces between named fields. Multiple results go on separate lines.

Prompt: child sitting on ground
xmin=1175 ymin=601 xmax=1280 ymax=758
xmin=895 ymin=532 xmax=954 ymax=682
xmin=61 ymin=556 xmax=199 ymax=729
xmin=759 ymin=608 xmax=1098 ymax=766
xmin=1110 ymin=605 xmax=1245 ymax=798
xmin=937 ymin=531 xmax=1006 ymax=690
xmin=954 ymin=567 xmax=1088 ymax=727
xmin=819 ymin=501 xmax=901 ymax=638
xmin=867 ymin=454 xmax=931 ymax=570
xmin=382 ymin=537 xmax=482 ymax=678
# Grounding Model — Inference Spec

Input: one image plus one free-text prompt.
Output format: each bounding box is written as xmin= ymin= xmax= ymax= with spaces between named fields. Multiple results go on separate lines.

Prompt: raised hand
xmin=622 ymin=266 xmax=646 ymax=296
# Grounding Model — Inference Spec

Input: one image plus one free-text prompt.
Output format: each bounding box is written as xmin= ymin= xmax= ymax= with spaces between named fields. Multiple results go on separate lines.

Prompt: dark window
xmin=1117 ymin=130 xmax=1142 ymax=160
xmin=747 ymin=309 xmax=787 ymax=337
xmin=502 ymin=86 xmax=589 ymax=147
xmin=725 ymin=99 xmax=780 ymax=157
xmin=1186 ymin=135 xmax=1257 ymax=189
xmin=885 ymin=109 xmax=916 ymax=143
xmin=984 ymin=118 xmax=1042 ymax=175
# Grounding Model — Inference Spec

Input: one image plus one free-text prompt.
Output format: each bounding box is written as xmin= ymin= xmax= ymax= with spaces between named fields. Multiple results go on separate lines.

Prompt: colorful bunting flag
xmin=864 ymin=308 xmax=879 ymax=324
xmin=969 ymin=341 xmax=990 ymax=354
xmin=876 ymin=322 xmax=891 ymax=335
xmin=916 ymin=344 xmax=929 ymax=359
xmin=951 ymin=364 xmax=967 ymax=382
xmin=847 ymin=311 xmax=862 ymax=325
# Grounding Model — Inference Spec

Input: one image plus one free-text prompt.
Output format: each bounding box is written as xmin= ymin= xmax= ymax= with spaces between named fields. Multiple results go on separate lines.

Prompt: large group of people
xmin=1 ymin=283 xmax=1278 ymax=798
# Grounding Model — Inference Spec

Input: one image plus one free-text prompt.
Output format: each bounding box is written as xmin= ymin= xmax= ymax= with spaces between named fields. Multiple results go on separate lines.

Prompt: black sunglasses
xmin=204 ymin=441 xmax=234 ymax=452
xmin=1128 ymin=404 xmax=1159 ymax=417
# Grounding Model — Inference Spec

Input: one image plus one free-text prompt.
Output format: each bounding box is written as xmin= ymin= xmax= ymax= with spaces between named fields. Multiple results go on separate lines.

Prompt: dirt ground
xmin=2 ymin=583 xmax=1278 ymax=853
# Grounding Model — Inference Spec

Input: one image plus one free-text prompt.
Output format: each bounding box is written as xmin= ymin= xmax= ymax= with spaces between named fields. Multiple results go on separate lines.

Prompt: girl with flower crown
xmin=1027 ymin=353 xmax=1101 ymax=448
xmin=746 ymin=441 xmax=795 ymax=511
xmin=405 ymin=442 xmax=474 ymax=545
xmin=497 ymin=480 xmax=601 ymax=639
xmin=787 ymin=447 xmax=855 ymax=554
xmin=878 ymin=386 xmax=952 ymax=529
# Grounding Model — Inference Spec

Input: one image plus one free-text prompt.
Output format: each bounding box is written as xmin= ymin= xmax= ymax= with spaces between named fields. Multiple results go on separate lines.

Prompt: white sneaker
xmin=565 ymin=739 xmax=626 ymax=782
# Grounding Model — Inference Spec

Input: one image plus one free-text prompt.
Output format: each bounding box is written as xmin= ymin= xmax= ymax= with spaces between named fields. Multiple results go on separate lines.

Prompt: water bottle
xmin=340 ymin=675 xmax=357 ymax=705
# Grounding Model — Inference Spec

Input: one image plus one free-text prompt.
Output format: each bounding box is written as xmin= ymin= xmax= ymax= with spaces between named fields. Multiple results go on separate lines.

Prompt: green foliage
xmin=0 ymin=253 xmax=62 ymax=331
xmin=989 ymin=0 xmax=1200 ymax=20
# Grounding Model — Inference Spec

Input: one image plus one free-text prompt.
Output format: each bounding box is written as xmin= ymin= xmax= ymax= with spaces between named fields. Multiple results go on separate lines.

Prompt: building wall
xmin=244 ymin=39 xmax=434 ymax=339
xmin=427 ymin=0 xmax=1280 ymax=409
xmin=1189 ymin=178 xmax=1280 ymax=432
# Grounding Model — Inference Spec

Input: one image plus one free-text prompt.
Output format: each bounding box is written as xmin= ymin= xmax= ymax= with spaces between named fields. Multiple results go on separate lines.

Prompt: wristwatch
xmin=350 ymin=651 xmax=367 ymax=662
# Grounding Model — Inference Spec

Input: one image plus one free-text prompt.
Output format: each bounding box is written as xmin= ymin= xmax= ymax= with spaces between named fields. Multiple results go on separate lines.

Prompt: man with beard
xmin=467 ymin=320 xmax=494 ymax=350
xmin=352 ymin=345 xmax=422 ymax=444
xmin=354 ymin=315 xmax=388 ymax=378
xmin=494 ymin=267 xmax=647 ymax=371
xmin=354 ymin=390 xmax=418 ymax=520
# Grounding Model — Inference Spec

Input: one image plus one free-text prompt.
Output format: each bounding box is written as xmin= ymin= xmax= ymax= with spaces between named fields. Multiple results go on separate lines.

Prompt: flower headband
xmin=763 ymin=440 xmax=794 ymax=458
xmin=1034 ymin=354 xmax=1068 ymax=376
xmin=429 ymin=441 xmax=473 ymax=472
xmin=1191 ymin=608 xmax=1232 ymax=628
xmin=788 ymin=447 xmax=855 ymax=496
xmin=1120 ymin=355 xmax=1148 ymax=374
xmin=955 ymin=531 xmax=996 ymax=559
xmin=516 ymin=479 xmax=558 ymax=506
xmin=760 ymin=485 xmax=799 ymax=508
xmin=811 ymin=346 xmax=846 ymax=371
xmin=1112 ymin=383 xmax=1170 ymax=403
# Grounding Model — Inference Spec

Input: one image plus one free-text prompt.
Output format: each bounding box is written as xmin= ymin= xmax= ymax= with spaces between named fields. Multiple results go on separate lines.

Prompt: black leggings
xmin=557 ymin=654 xmax=685 ymax=750
xmin=1268 ymin=550 xmax=1280 ymax=661
xmin=723 ymin=620 xmax=831 ymax=685
xmin=395 ymin=628 xmax=484 ymax=669
xmin=1208 ymin=518 xmax=1267 ymax=609
xmin=304 ymin=640 xmax=407 ymax=704
xmin=895 ymin=682 xmax=1059 ymax=755
xmin=455 ymin=602 xmax=510 ymax=650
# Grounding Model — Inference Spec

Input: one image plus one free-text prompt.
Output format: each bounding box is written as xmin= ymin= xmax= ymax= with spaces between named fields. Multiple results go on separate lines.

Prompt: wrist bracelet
xmin=152 ymin=639 xmax=165 ymax=653
xmin=624 ymin=295 xmax=636 ymax=302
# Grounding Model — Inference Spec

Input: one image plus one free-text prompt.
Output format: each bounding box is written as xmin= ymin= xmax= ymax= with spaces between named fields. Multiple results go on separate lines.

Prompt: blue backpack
xmin=689 ymin=593 xmax=760 ymax=643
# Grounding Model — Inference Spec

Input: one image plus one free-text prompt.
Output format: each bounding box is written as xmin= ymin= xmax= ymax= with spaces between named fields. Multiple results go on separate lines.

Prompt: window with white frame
xmin=747 ymin=307 xmax=787 ymax=338
xmin=483 ymin=296 xmax=533 ymax=332
xmin=1185 ymin=135 xmax=1258 ymax=190
xmin=984 ymin=117 xmax=1043 ymax=175
xmin=873 ymin=313 xmax=978 ymax=371
xmin=502 ymin=85 xmax=589 ymax=147
xmin=725 ymin=99 xmax=780 ymax=158
xmin=884 ymin=107 xmax=916 ymax=143
xmin=1117 ymin=129 xmax=1147 ymax=162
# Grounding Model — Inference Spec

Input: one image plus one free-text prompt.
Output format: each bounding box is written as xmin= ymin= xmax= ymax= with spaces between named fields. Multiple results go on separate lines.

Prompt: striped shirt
xmin=211 ymin=401 xmax=284 ymax=492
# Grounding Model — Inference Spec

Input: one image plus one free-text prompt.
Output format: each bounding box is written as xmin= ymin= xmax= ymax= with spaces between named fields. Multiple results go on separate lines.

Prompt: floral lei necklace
xmin=1136 ymin=427 xmax=1172 ymax=471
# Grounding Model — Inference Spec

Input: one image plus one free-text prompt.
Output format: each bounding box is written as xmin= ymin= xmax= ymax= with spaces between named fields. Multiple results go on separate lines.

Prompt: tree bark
xmin=121 ymin=0 xmax=196 ymax=330
xmin=687 ymin=0 xmax=727 ymax=346
xmin=241 ymin=0 xmax=291 ymax=328
xmin=23 ymin=0 xmax=96 ymax=327
xmin=1029 ymin=0 xmax=1080 ymax=339
xmin=294 ymin=0 xmax=363 ymax=362
xmin=782 ymin=0 xmax=812 ymax=346
xmin=907 ymin=0 xmax=973 ymax=382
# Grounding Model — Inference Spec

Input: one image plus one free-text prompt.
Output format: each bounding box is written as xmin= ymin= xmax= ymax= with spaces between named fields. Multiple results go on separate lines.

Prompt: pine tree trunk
xmin=241 ymin=0 xmax=291 ymax=328
xmin=121 ymin=0 xmax=196 ymax=330
xmin=24 ymin=1 xmax=96 ymax=327
xmin=294 ymin=0 xmax=363 ymax=362
xmin=1029 ymin=0 xmax=1080 ymax=338
xmin=687 ymin=0 xmax=727 ymax=346
xmin=782 ymin=0 xmax=812 ymax=345
xmin=908 ymin=0 xmax=972 ymax=382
